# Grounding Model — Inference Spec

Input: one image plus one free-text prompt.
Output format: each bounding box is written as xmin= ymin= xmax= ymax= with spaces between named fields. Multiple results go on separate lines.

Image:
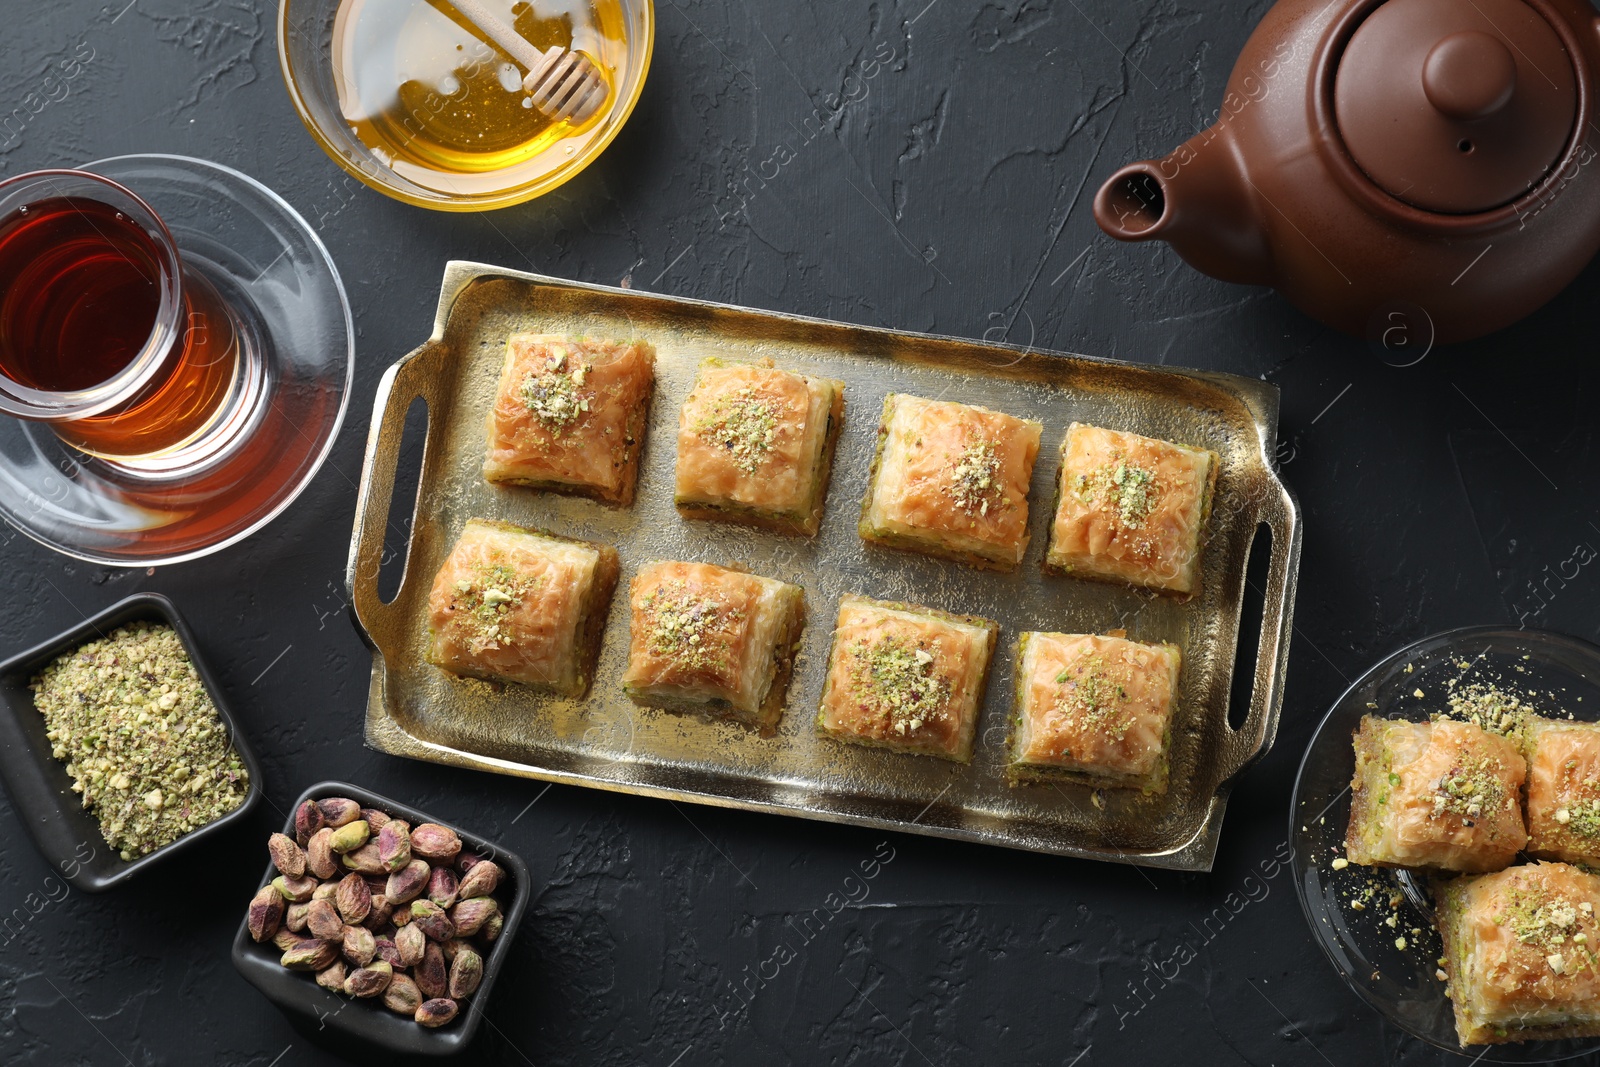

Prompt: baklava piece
xmin=425 ymin=518 xmax=619 ymax=698
xmin=1525 ymin=716 xmax=1600 ymax=865
xmin=1436 ymin=862 xmax=1600 ymax=1046
xmin=620 ymin=561 xmax=805 ymax=732
xmin=1007 ymin=631 xmax=1182 ymax=794
xmin=1345 ymin=717 xmax=1527 ymax=873
xmin=674 ymin=358 xmax=845 ymax=536
xmin=858 ymin=394 xmax=1042 ymax=570
xmin=1044 ymin=423 xmax=1219 ymax=599
xmin=816 ymin=594 xmax=998 ymax=762
xmin=482 ymin=334 xmax=656 ymax=506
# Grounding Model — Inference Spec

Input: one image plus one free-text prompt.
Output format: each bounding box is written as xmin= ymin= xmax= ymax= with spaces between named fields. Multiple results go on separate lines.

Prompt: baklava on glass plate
xmin=1291 ymin=626 xmax=1600 ymax=1059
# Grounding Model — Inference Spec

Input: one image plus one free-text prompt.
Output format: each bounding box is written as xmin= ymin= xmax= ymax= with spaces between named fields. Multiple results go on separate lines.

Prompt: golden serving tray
xmin=348 ymin=262 xmax=1302 ymax=871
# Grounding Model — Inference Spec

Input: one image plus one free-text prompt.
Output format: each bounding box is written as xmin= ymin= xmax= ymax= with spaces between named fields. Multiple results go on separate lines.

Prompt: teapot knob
xmin=1422 ymin=31 xmax=1517 ymax=121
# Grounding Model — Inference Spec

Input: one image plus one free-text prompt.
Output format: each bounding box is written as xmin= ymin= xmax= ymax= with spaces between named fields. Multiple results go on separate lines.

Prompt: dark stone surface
xmin=1 ymin=0 xmax=1596 ymax=1063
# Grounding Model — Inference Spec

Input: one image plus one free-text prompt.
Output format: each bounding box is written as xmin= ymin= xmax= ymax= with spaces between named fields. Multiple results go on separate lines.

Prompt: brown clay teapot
xmin=1092 ymin=0 xmax=1600 ymax=344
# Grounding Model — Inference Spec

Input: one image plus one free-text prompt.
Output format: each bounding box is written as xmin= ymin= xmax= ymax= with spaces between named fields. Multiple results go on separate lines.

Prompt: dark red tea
xmin=0 ymin=196 xmax=164 ymax=392
xmin=0 ymin=195 xmax=239 ymax=458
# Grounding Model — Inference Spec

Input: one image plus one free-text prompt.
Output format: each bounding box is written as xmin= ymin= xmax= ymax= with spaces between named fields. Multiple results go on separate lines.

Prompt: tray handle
xmin=346 ymin=342 xmax=444 ymax=646
xmin=1218 ymin=471 xmax=1303 ymax=784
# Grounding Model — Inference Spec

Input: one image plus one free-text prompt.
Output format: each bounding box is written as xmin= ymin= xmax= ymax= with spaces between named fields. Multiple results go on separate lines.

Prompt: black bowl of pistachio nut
xmin=0 ymin=592 xmax=261 ymax=892
xmin=230 ymin=781 xmax=531 ymax=1056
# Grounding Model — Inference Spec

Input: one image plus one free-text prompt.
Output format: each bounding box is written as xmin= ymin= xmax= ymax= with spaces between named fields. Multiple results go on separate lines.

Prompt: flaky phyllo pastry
xmin=1524 ymin=716 xmax=1600 ymax=866
xmin=1345 ymin=716 xmax=1527 ymax=873
xmin=1437 ymin=862 xmax=1600 ymax=1045
xmin=483 ymin=334 xmax=656 ymax=505
xmin=816 ymin=594 xmax=998 ymax=763
xmin=426 ymin=518 xmax=619 ymax=697
xmin=620 ymin=561 xmax=805 ymax=732
xmin=1045 ymin=423 xmax=1218 ymax=598
xmin=859 ymin=394 xmax=1042 ymax=570
xmin=674 ymin=358 xmax=845 ymax=536
xmin=1008 ymin=631 xmax=1181 ymax=794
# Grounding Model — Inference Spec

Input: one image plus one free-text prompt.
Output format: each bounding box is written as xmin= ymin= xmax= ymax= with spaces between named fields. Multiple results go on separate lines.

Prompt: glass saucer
xmin=1290 ymin=626 xmax=1600 ymax=1061
xmin=0 ymin=154 xmax=353 ymax=565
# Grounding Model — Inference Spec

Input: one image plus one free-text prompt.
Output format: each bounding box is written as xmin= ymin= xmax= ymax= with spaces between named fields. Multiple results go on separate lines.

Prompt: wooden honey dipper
xmin=448 ymin=0 xmax=609 ymax=125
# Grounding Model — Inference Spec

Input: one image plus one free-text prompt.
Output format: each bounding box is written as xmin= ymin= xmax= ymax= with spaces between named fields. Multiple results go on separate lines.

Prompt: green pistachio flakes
xmin=30 ymin=622 xmax=249 ymax=861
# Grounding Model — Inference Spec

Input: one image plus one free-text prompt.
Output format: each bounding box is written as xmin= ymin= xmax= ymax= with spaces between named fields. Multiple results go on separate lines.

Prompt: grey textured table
xmin=2 ymin=0 xmax=1596 ymax=1064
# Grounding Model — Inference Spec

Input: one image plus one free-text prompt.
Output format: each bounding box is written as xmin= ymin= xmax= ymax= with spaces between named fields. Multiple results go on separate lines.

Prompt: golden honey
xmin=331 ymin=0 xmax=628 ymax=195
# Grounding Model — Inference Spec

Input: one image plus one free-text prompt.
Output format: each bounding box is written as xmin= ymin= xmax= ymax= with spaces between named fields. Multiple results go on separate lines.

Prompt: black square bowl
xmin=0 ymin=592 xmax=263 ymax=891
xmin=231 ymin=781 xmax=531 ymax=1057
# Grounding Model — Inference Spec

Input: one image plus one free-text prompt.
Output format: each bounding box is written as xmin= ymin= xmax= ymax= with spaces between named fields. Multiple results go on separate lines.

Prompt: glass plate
xmin=0 ymin=154 xmax=353 ymax=566
xmin=1290 ymin=626 xmax=1600 ymax=1061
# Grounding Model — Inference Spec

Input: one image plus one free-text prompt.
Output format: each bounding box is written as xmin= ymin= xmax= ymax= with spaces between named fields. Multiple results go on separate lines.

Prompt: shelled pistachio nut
xmin=409 ymin=899 xmax=456 ymax=942
xmin=427 ymin=866 xmax=459 ymax=910
xmin=361 ymin=807 xmax=390 ymax=830
xmin=328 ymin=819 xmax=371 ymax=854
xmin=340 ymin=842 xmax=385 ymax=876
xmin=386 ymin=859 xmax=430 ymax=904
xmin=336 ymin=873 xmax=372 ymax=925
xmin=281 ymin=938 xmax=339 ymax=971
xmin=344 ymin=960 xmax=393 ymax=998
xmin=448 ymin=945 xmax=484 ymax=999
xmin=451 ymin=897 xmax=499 ymax=937
xmin=293 ymin=800 xmax=324 ymax=846
xmin=383 ymin=973 xmax=423 ymax=1016
xmin=272 ymin=873 xmax=319 ymax=903
xmin=415 ymin=998 xmax=459 ymax=1028
xmin=316 ymin=960 xmax=347 ymax=992
xmin=395 ymin=922 xmax=426 ymax=967
xmin=365 ymin=893 xmax=394 ymax=930
xmin=271 ymin=926 xmax=301 ymax=952
xmin=342 ymin=924 xmax=377 ymax=967
xmin=377 ymin=819 xmax=412 ymax=873
xmin=457 ymin=859 xmax=501 ymax=900
xmin=410 ymin=823 xmax=462 ymax=862
xmin=306 ymin=827 xmax=338 ymax=879
xmin=306 ymin=898 xmax=345 ymax=941
xmin=374 ymin=936 xmax=402 ymax=968
xmin=268 ymin=833 xmax=306 ymax=878
xmin=415 ymin=942 xmax=448 ymax=999
xmin=247 ymin=884 xmax=284 ymax=943
xmin=316 ymin=797 xmax=362 ymax=827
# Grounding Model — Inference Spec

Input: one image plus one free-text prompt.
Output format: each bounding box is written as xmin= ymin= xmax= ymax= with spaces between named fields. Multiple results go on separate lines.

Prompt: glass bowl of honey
xmin=278 ymin=0 xmax=654 ymax=211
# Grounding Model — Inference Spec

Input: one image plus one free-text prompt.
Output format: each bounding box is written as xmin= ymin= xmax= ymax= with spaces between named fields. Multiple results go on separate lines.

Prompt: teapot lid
xmin=1333 ymin=0 xmax=1575 ymax=214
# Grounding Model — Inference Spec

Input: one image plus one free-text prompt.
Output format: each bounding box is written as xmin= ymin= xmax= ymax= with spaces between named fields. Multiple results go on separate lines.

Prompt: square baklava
xmin=1345 ymin=716 xmax=1527 ymax=873
xmin=620 ymin=560 xmax=805 ymax=732
xmin=1437 ymin=862 xmax=1600 ymax=1046
xmin=815 ymin=594 xmax=998 ymax=762
xmin=482 ymin=334 xmax=656 ymax=506
xmin=1044 ymin=423 xmax=1219 ymax=598
xmin=858 ymin=394 xmax=1042 ymax=570
xmin=1525 ymin=716 xmax=1600 ymax=865
xmin=1007 ymin=631 xmax=1182 ymax=794
xmin=425 ymin=518 xmax=619 ymax=698
xmin=674 ymin=358 xmax=845 ymax=536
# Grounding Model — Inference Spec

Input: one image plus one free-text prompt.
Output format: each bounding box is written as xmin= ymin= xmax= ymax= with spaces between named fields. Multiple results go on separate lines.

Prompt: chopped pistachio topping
xmin=1076 ymin=458 xmax=1159 ymax=528
xmin=1497 ymin=886 xmax=1596 ymax=974
xmin=518 ymin=347 xmax=593 ymax=432
xmin=693 ymin=386 xmax=780 ymax=474
xmin=29 ymin=622 xmax=250 ymax=860
xmin=1429 ymin=755 xmax=1508 ymax=821
xmin=1555 ymin=760 xmax=1600 ymax=838
xmin=849 ymin=636 xmax=950 ymax=734
xmin=1051 ymin=655 xmax=1133 ymax=739
xmin=640 ymin=581 xmax=738 ymax=673
xmin=1442 ymin=679 xmax=1529 ymax=739
xmin=945 ymin=440 xmax=1002 ymax=516
xmin=449 ymin=560 xmax=544 ymax=655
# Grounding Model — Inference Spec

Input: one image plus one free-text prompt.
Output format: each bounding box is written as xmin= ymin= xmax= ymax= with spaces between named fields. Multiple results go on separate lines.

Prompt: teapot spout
xmin=1092 ymin=135 xmax=1273 ymax=287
